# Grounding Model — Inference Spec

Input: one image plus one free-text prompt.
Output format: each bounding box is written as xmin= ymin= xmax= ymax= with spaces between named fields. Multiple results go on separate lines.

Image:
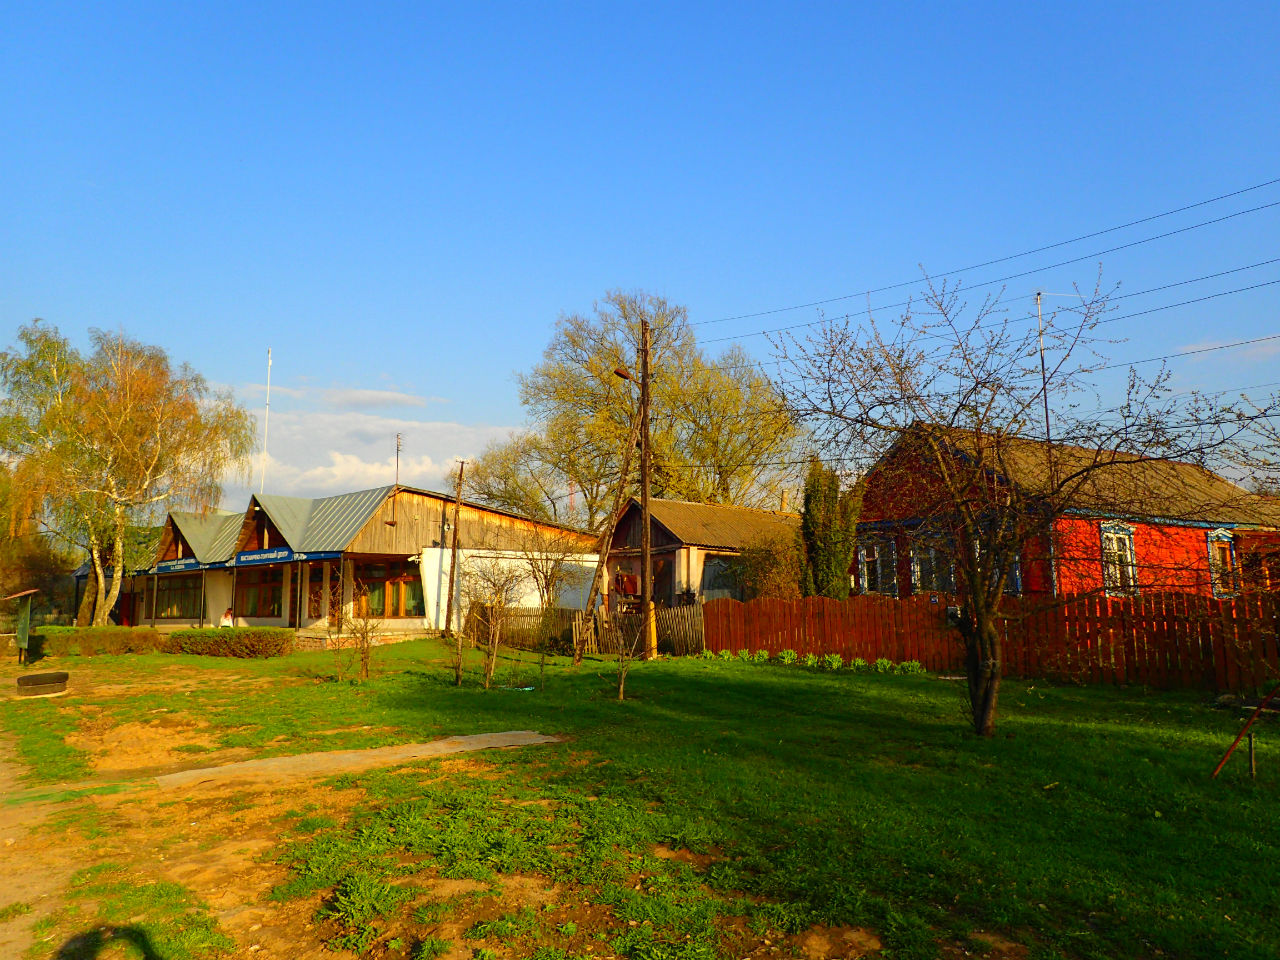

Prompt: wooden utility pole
xmin=639 ymin=317 xmax=657 ymax=659
xmin=444 ymin=460 xmax=466 ymax=639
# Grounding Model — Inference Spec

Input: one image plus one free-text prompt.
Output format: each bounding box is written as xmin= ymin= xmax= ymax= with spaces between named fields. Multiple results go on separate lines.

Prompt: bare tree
xmin=461 ymin=551 xmax=533 ymax=689
xmin=348 ymin=583 xmax=380 ymax=682
xmin=518 ymin=524 xmax=593 ymax=607
xmin=774 ymin=274 xmax=1249 ymax=736
xmin=611 ymin=609 xmax=647 ymax=702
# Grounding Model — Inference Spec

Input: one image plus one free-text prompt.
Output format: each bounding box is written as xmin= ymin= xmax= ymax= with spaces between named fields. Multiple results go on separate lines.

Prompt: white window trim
xmin=858 ymin=539 xmax=898 ymax=596
xmin=1100 ymin=521 xmax=1138 ymax=597
xmin=1207 ymin=528 xmax=1237 ymax=599
xmin=910 ymin=542 xmax=955 ymax=594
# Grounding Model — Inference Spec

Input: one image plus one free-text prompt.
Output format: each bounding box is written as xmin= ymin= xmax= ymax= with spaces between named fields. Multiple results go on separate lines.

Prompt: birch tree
xmin=1 ymin=323 xmax=255 ymax=624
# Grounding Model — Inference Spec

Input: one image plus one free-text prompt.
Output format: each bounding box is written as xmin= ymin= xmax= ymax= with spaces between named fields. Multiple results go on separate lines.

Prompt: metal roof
xmin=169 ymin=510 xmax=243 ymax=563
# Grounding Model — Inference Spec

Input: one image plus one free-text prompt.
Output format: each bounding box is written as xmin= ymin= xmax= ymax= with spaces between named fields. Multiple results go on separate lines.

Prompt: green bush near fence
xmin=26 ymin=625 xmax=293 ymax=659
xmin=34 ymin=625 xmax=165 ymax=657
xmin=165 ymin=628 xmax=295 ymax=659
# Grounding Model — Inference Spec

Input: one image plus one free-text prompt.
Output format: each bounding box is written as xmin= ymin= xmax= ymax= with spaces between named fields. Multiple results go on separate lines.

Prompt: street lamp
xmin=613 ymin=321 xmax=657 ymax=659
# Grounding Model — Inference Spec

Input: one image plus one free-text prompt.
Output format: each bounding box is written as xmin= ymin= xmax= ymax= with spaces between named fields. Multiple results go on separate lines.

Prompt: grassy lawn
xmin=1 ymin=639 xmax=1277 ymax=959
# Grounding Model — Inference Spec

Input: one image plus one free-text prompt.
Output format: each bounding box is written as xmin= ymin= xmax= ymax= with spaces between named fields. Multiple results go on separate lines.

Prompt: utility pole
xmin=444 ymin=459 xmax=466 ymax=639
xmin=639 ymin=317 xmax=657 ymax=660
xmin=1034 ymin=292 xmax=1052 ymax=447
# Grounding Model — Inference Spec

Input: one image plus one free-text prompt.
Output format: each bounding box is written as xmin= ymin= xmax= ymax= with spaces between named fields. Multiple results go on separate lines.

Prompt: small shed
xmin=608 ymin=498 xmax=800 ymax=606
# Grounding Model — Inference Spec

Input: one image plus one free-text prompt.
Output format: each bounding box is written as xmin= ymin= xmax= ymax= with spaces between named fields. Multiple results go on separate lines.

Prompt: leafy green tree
xmin=468 ymin=291 xmax=803 ymax=529
xmin=1 ymin=323 xmax=255 ymax=624
xmin=799 ymin=460 xmax=860 ymax=599
xmin=730 ymin=533 xmax=805 ymax=600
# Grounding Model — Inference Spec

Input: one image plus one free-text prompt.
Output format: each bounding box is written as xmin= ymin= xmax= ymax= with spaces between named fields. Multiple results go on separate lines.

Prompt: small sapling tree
xmin=462 ymin=551 xmax=532 ymax=689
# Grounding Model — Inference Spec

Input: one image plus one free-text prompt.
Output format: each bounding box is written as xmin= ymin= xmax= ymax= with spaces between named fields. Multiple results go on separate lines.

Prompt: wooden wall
xmin=346 ymin=489 xmax=595 ymax=555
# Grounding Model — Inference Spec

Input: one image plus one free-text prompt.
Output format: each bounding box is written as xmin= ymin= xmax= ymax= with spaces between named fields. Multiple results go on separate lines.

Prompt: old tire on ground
xmin=16 ymin=671 xmax=69 ymax=697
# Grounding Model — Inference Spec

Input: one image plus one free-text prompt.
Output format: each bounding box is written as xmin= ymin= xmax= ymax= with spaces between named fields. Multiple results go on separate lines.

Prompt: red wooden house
xmin=852 ymin=427 xmax=1280 ymax=601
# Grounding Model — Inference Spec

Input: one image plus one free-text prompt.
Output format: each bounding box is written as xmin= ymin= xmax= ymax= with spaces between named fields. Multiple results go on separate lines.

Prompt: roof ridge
xmin=650 ymin=496 xmax=797 ymax=516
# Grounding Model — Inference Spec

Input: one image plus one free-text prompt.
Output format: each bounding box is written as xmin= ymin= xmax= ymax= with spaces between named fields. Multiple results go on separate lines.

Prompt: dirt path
xmin=154 ymin=730 xmax=560 ymax=790
xmin=0 ymin=736 xmax=82 ymax=959
xmin=2 ymin=731 xmax=561 ymax=959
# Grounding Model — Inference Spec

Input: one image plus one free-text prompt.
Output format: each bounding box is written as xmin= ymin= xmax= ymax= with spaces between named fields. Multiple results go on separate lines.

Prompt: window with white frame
xmin=1207 ymin=529 xmax=1236 ymax=598
xmin=858 ymin=540 xmax=897 ymax=595
xmin=1100 ymin=522 xmax=1138 ymax=596
xmin=972 ymin=534 xmax=1022 ymax=595
xmin=911 ymin=542 xmax=955 ymax=593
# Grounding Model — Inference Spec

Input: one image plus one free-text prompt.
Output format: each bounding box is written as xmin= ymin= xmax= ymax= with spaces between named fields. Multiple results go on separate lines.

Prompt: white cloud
xmin=322 ymin=388 xmax=440 ymax=409
xmin=222 ymin=409 xmax=515 ymax=503
xmin=1178 ymin=338 xmax=1280 ymax=364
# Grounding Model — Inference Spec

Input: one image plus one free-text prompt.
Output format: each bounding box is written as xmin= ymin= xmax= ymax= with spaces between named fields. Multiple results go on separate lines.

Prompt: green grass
xmin=26 ymin=863 xmax=234 ymax=959
xmin=0 ymin=901 xmax=32 ymax=923
xmin=3 ymin=638 xmax=1278 ymax=959
xmin=0 ymin=697 xmax=92 ymax=784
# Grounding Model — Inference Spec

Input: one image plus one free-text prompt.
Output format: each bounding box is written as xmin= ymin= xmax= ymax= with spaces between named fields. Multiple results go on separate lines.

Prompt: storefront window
xmin=235 ymin=567 xmax=284 ymax=618
xmin=155 ymin=574 xmax=202 ymax=619
xmin=354 ymin=560 xmax=425 ymax=618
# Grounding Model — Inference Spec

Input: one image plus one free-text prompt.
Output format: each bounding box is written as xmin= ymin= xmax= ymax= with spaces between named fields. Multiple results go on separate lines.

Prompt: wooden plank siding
xmin=346 ymin=490 xmax=595 ymax=556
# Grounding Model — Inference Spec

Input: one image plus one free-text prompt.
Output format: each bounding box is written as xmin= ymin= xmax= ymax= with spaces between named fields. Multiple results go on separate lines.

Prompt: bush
xmin=851 ymin=657 xmax=868 ymax=671
xmin=873 ymin=657 xmax=893 ymax=673
xmin=698 ymin=648 xmax=717 ymax=660
xmin=34 ymin=626 xmax=164 ymax=657
xmin=897 ymin=660 xmax=924 ymax=675
xmin=165 ymin=628 xmax=294 ymax=659
xmin=736 ymin=649 xmax=752 ymax=662
xmin=752 ymin=650 xmax=770 ymax=664
xmin=802 ymin=653 xmax=819 ymax=668
xmin=717 ymin=649 xmax=734 ymax=661
xmin=822 ymin=653 xmax=844 ymax=671
xmin=777 ymin=649 xmax=798 ymax=665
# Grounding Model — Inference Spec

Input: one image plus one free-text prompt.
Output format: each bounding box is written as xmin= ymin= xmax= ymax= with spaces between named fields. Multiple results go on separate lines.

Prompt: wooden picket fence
xmin=703 ymin=594 xmax=962 ymax=672
xmin=701 ymin=592 xmax=1280 ymax=693
xmin=567 ymin=605 xmax=704 ymax=657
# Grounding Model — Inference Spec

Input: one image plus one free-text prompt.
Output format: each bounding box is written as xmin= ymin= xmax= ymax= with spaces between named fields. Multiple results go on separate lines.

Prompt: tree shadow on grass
xmin=54 ymin=925 xmax=166 ymax=959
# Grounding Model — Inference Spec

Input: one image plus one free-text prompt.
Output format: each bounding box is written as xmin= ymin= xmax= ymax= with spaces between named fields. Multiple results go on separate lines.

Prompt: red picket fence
xmin=701 ymin=592 xmax=1280 ymax=692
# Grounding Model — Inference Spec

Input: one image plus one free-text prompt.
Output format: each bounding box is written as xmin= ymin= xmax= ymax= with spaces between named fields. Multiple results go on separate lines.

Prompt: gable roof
xmin=168 ymin=509 xmax=242 ymax=564
xmin=641 ymin=498 xmax=799 ymax=550
xmin=254 ymin=486 xmax=394 ymax=554
xmin=896 ymin=425 xmax=1280 ymax=528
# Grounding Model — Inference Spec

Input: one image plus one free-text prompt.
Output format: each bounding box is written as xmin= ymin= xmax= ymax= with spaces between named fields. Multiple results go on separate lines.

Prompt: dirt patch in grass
xmin=794 ymin=924 xmax=883 ymax=959
xmin=653 ymin=842 xmax=720 ymax=870
xmin=67 ymin=716 xmax=225 ymax=772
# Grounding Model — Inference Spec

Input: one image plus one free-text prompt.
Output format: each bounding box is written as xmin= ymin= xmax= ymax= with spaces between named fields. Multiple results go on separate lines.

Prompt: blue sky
xmin=2 ymin=2 xmax=1276 ymax=500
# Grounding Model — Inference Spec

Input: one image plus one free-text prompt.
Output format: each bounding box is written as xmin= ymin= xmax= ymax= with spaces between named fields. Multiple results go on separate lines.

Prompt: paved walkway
xmin=154 ymin=730 xmax=561 ymax=790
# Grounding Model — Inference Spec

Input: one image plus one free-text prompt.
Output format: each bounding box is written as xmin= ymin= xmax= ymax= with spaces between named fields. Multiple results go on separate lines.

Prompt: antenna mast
xmin=259 ymin=347 xmax=272 ymax=494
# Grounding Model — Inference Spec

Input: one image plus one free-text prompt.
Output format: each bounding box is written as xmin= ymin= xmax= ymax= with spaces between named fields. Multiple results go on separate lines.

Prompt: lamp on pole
xmin=613 ymin=316 xmax=658 ymax=659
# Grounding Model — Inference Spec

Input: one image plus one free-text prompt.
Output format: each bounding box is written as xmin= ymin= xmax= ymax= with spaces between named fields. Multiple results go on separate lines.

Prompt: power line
xmin=1095 ymin=333 xmax=1280 ymax=371
xmin=702 ymin=201 xmax=1280 ymax=346
xmin=645 ymin=411 xmax=1280 ymax=474
xmin=694 ymin=176 xmax=1280 ymax=327
xmin=654 ymin=326 xmax=1280 ymax=428
xmin=696 ymin=274 xmax=1280 ymax=380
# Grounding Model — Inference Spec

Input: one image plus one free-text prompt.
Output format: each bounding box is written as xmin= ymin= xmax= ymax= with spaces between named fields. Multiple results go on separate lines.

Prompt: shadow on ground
xmin=55 ymin=925 xmax=165 ymax=959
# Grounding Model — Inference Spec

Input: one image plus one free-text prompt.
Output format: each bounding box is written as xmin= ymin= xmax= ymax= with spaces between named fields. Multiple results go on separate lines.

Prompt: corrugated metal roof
xmin=644 ymin=498 xmax=800 ymax=550
xmin=170 ymin=510 xmax=243 ymax=563
xmin=251 ymin=486 xmax=394 ymax=553
xmin=297 ymin=486 xmax=393 ymax=552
